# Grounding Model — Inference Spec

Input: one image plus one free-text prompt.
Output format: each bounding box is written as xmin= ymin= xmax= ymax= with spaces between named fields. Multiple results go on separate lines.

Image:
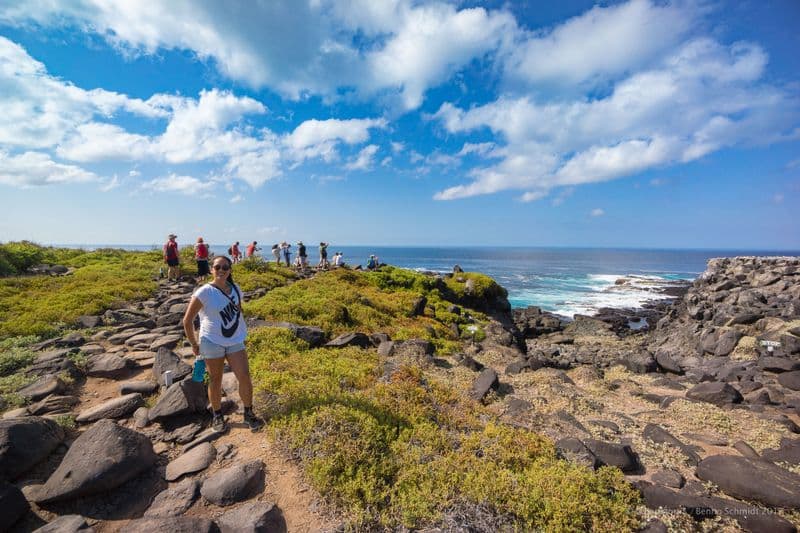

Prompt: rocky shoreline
xmin=1 ymin=256 xmax=798 ymax=531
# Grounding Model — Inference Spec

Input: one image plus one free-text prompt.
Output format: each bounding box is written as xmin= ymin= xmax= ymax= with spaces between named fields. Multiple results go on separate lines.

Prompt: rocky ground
xmin=1 ymin=256 xmax=799 ymax=532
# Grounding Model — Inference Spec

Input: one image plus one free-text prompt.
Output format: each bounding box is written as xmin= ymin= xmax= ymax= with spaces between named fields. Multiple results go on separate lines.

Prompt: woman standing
xmin=195 ymin=237 xmax=210 ymax=282
xmin=182 ymin=256 xmax=264 ymax=432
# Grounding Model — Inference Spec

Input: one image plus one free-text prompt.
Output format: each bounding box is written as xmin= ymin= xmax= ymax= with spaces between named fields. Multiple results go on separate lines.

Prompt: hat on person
xmin=168 ymin=234 xmax=177 ymax=239
xmin=297 ymin=241 xmax=303 ymax=245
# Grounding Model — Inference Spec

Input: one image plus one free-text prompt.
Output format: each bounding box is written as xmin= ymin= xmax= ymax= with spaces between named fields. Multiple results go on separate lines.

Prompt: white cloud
xmin=99 ymin=175 xmax=120 ymax=192
xmin=433 ymin=34 xmax=800 ymax=200
xmin=503 ymin=0 xmax=696 ymax=90
xmin=391 ymin=141 xmax=405 ymax=153
xmin=230 ymin=194 xmax=243 ymax=204
xmin=458 ymin=142 xmax=495 ymax=157
xmin=590 ymin=208 xmax=605 ymax=217
xmin=649 ymin=178 xmax=667 ymax=187
xmin=346 ymin=144 xmax=380 ymax=171
xmin=129 ymin=169 xmax=141 ymax=177
xmin=0 ymin=151 xmax=99 ymax=187
xmin=141 ymin=173 xmax=215 ymax=196
xmin=519 ymin=190 xmax=548 ymax=202
xmin=285 ymin=118 xmax=387 ymax=163
xmin=551 ymin=187 xmax=575 ymax=206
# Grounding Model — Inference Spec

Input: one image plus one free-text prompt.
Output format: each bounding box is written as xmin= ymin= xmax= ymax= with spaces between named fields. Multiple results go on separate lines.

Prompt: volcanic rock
xmin=0 ymin=416 xmax=65 ymax=480
xmin=200 ymin=459 xmax=264 ymax=506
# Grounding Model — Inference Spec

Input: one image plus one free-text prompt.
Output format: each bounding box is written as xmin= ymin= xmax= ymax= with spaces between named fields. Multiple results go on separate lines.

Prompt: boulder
xmin=778 ymin=371 xmax=800 ymax=391
xmin=120 ymin=380 xmax=159 ymax=395
xmin=75 ymin=393 xmax=145 ymax=423
xmin=759 ymin=357 xmax=800 ymax=373
xmin=76 ymin=314 xmax=103 ymax=328
xmin=377 ymin=341 xmax=395 ymax=356
xmin=148 ymin=380 xmax=208 ymax=423
xmin=655 ymin=351 xmax=682 ymax=374
xmin=733 ymin=440 xmax=760 ymax=459
xmin=125 ymin=332 xmax=162 ymax=347
xmin=150 ymin=334 xmax=183 ymax=352
xmin=696 ymin=454 xmax=800 ymax=508
xmin=714 ymin=330 xmax=743 ymax=357
xmin=324 ymin=332 xmax=371 ymax=349
xmin=34 ymin=419 xmax=156 ymax=503
xmin=153 ymin=348 xmax=192 ymax=385
xmin=620 ymin=352 xmax=657 ymax=374
xmin=762 ymin=438 xmax=800 ymax=465
xmin=392 ymin=339 xmax=435 ymax=363
xmin=686 ymin=381 xmax=743 ymax=406
xmin=469 ymin=368 xmax=499 ymax=401
xmin=505 ymin=359 xmax=530 ymax=375
xmin=18 ymin=374 xmax=66 ymax=401
xmin=120 ymin=517 xmax=217 ymax=533
xmin=144 ymin=478 xmax=200 ymax=518
xmin=0 ymin=417 xmax=65 ymax=480
xmin=32 ymin=514 xmax=92 ymax=532
xmin=165 ymin=442 xmax=217 ymax=481
xmin=200 ymin=460 xmax=264 ymax=506
xmin=651 ymin=469 xmax=684 ymax=489
xmin=27 ymin=394 xmax=79 ymax=416
xmin=409 ymin=296 xmax=427 ymax=317
xmin=86 ymin=353 xmax=133 ymax=378
xmin=156 ymin=312 xmax=184 ymax=328
xmin=583 ymin=439 xmax=642 ymax=473
xmin=555 ymin=437 xmax=596 ymax=469
xmin=642 ymin=424 xmax=700 ymax=465
xmin=218 ymin=500 xmax=286 ymax=533
xmin=0 ymin=480 xmax=28 ymax=531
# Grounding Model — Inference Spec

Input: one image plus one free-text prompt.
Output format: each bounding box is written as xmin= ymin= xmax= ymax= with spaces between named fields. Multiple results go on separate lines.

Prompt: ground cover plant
xmin=247 ymin=327 xmax=641 ymax=530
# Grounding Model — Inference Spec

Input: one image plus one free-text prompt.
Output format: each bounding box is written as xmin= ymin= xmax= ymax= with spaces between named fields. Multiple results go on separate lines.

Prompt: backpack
xmin=227 ymin=247 xmax=233 ymax=255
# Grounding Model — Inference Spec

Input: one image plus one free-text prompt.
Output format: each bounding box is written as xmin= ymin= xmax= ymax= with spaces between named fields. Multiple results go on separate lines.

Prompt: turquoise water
xmin=61 ymin=244 xmax=798 ymax=317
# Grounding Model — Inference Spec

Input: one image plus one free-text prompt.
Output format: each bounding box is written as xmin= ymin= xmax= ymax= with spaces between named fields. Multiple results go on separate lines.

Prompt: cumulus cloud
xmin=590 ymin=208 xmax=605 ymax=217
xmin=0 ymin=151 xmax=99 ymax=187
xmin=345 ymin=144 xmax=379 ymax=171
xmin=141 ymin=173 xmax=215 ymax=196
xmin=433 ymin=34 xmax=800 ymax=200
xmin=230 ymin=194 xmax=243 ymax=204
xmin=286 ymin=118 xmax=387 ymax=163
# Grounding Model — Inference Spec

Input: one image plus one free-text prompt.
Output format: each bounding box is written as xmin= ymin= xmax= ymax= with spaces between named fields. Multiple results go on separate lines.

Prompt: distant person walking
xmin=163 ymin=233 xmax=180 ymax=281
xmin=182 ymin=255 xmax=264 ymax=432
xmin=246 ymin=241 xmax=260 ymax=258
xmin=281 ymin=241 xmax=291 ymax=266
xmin=318 ymin=242 xmax=329 ymax=269
xmin=230 ymin=242 xmax=241 ymax=263
xmin=195 ymin=237 xmax=210 ymax=282
xmin=297 ymin=241 xmax=307 ymax=268
xmin=271 ymin=244 xmax=281 ymax=264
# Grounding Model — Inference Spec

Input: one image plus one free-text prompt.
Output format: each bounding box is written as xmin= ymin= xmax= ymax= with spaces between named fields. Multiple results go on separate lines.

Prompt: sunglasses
xmin=213 ymin=264 xmax=231 ymax=271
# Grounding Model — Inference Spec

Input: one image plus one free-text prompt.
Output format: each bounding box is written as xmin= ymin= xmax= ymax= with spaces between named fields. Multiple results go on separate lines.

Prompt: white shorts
xmin=200 ymin=338 xmax=246 ymax=359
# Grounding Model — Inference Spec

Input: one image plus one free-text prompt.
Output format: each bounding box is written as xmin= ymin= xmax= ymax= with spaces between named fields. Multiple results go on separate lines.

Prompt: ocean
xmin=62 ymin=244 xmax=798 ymax=318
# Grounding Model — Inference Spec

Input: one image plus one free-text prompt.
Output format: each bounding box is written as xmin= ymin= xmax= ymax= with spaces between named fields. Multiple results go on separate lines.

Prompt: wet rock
xmin=0 ymin=416 xmax=65 ymax=480
xmin=166 ymin=442 xmax=216 ymax=481
xmin=686 ymin=381 xmax=743 ymax=406
xmin=200 ymin=459 xmax=264 ymax=506
xmin=695 ymin=454 xmax=800 ymax=508
xmin=218 ymin=500 xmax=286 ymax=533
xmin=34 ymin=419 xmax=156 ymax=503
xmin=469 ymin=368 xmax=499 ymax=401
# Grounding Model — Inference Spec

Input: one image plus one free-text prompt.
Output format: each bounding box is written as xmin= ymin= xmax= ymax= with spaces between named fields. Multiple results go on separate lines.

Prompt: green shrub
xmin=0 ymin=336 xmax=38 ymax=376
xmin=0 ymin=241 xmax=46 ymax=276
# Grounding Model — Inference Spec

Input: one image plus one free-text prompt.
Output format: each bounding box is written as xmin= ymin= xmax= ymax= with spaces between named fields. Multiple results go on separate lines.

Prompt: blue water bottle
xmin=192 ymin=356 xmax=206 ymax=382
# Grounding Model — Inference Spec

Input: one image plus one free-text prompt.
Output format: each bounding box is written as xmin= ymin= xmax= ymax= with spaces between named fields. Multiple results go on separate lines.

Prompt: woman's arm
xmin=182 ymin=296 xmax=204 ymax=356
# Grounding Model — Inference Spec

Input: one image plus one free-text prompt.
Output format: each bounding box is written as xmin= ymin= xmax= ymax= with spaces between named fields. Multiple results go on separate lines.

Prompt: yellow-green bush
xmin=0 ymin=241 xmax=45 ymax=276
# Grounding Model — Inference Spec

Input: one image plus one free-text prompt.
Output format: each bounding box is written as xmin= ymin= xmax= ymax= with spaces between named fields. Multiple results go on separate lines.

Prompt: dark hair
xmin=212 ymin=256 xmax=235 ymax=285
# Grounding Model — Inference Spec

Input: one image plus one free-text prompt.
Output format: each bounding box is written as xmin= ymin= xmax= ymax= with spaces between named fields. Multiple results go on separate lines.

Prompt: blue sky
xmin=0 ymin=0 xmax=798 ymax=249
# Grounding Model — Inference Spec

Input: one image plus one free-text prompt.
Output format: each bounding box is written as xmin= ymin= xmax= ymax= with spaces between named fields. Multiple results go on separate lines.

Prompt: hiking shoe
xmin=243 ymin=410 xmax=264 ymax=432
xmin=211 ymin=414 xmax=228 ymax=433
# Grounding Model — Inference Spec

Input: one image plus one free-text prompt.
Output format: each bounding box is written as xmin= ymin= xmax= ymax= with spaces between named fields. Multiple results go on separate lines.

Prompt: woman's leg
xmin=205 ymin=357 xmax=226 ymax=411
xmin=225 ymin=350 xmax=253 ymax=408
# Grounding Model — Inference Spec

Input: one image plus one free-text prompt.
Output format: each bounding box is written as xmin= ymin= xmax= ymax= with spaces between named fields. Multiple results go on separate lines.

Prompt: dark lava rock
xmin=409 ymin=296 xmax=427 ymax=317
xmin=153 ymin=348 xmax=192 ymax=385
xmin=620 ymin=352 xmax=658 ymax=374
xmin=377 ymin=341 xmax=395 ymax=356
xmin=119 ymin=516 xmax=218 ymax=533
xmin=150 ymin=334 xmax=183 ymax=352
xmin=17 ymin=374 xmax=66 ymax=401
xmin=325 ymin=332 xmax=371 ymax=349
xmin=120 ymin=380 xmax=159 ymax=395
xmin=695 ymin=454 xmax=800 ymax=508
xmin=469 ymin=368 xmax=499 ymax=401
xmin=733 ymin=440 xmax=760 ymax=459
xmin=505 ymin=359 xmax=530 ymax=375
xmin=655 ymin=351 xmax=683 ymax=374
xmin=555 ymin=437 xmax=596 ymax=469
xmin=0 ymin=480 xmax=28 ymax=531
xmin=75 ymin=393 xmax=145 ymax=423
xmin=456 ymin=354 xmax=484 ymax=372
xmin=28 ymin=394 xmax=79 ymax=416
xmin=86 ymin=353 xmax=133 ymax=379
xmin=144 ymin=478 xmax=200 ymax=518
xmin=200 ymin=459 xmax=264 ymax=506
xmin=218 ymin=500 xmax=286 ymax=533
xmin=76 ymin=314 xmax=103 ymax=328
xmin=505 ymin=398 xmax=532 ymax=417
xmin=583 ymin=439 xmax=642 ymax=473
xmin=651 ymin=469 xmax=685 ymax=489
xmin=759 ymin=357 xmax=800 ymax=373
xmin=727 ymin=313 xmax=761 ymax=326
xmin=643 ymin=424 xmax=700 ymax=465
xmin=32 ymin=514 xmax=92 ymax=532
xmin=762 ymin=437 xmax=800 ymax=465
xmin=714 ymin=330 xmax=743 ymax=356
xmin=686 ymin=381 xmax=743 ymax=406
xmin=778 ymin=371 xmax=800 ymax=391
xmin=0 ymin=416 xmax=65 ymax=480
xmin=148 ymin=380 xmax=208 ymax=423
xmin=34 ymin=419 xmax=156 ymax=503
xmin=166 ymin=442 xmax=216 ymax=481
